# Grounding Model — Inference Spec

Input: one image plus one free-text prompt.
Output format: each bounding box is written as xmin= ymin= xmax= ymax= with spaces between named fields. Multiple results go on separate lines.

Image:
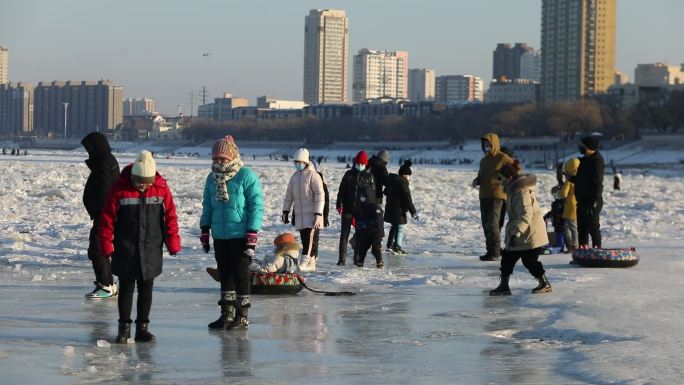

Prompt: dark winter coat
xmin=544 ymin=199 xmax=564 ymax=230
xmin=355 ymin=201 xmax=385 ymax=240
xmin=81 ymin=132 xmax=120 ymax=220
xmin=336 ymin=167 xmax=376 ymax=215
xmin=574 ymin=151 xmax=605 ymax=204
xmin=368 ymin=155 xmax=388 ymax=202
xmin=383 ymin=174 xmax=416 ymax=225
xmin=319 ymin=171 xmax=330 ymax=227
xmin=99 ymin=165 xmax=181 ymax=280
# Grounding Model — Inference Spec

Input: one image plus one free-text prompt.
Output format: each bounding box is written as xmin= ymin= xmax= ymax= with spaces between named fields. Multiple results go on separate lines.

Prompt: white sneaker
xmin=299 ymin=255 xmax=316 ymax=273
xmin=108 ymin=283 xmax=118 ymax=297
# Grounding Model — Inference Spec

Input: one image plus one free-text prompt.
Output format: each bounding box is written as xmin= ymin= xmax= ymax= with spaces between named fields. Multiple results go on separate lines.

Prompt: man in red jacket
xmin=99 ymin=150 xmax=181 ymax=343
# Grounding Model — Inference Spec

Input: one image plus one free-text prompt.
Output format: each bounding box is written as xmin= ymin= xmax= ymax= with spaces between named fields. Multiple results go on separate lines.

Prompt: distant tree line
xmin=182 ymin=90 xmax=684 ymax=143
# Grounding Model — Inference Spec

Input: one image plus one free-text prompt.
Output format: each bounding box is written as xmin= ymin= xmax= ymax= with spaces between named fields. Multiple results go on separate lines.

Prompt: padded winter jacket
xmin=81 ymin=132 xmax=120 ymax=220
xmin=559 ymin=158 xmax=579 ymax=221
xmin=282 ymin=163 xmax=325 ymax=230
xmin=503 ymin=174 xmax=549 ymax=251
xmin=250 ymin=242 xmax=300 ymax=273
xmin=368 ymin=155 xmax=388 ymax=202
xmin=383 ymin=173 xmax=416 ymax=225
xmin=336 ymin=167 xmax=376 ymax=215
xmin=475 ymin=133 xmax=513 ymax=200
xmin=200 ymin=166 xmax=264 ymax=239
xmin=99 ymin=165 xmax=181 ymax=280
xmin=574 ymin=151 xmax=605 ymax=204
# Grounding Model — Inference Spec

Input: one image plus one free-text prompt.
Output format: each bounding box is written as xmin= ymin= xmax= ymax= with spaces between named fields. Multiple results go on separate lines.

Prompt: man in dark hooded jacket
xmin=81 ymin=132 xmax=120 ymax=298
xmin=574 ymin=136 xmax=605 ymax=248
xmin=368 ymin=150 xmax=389 ymax=205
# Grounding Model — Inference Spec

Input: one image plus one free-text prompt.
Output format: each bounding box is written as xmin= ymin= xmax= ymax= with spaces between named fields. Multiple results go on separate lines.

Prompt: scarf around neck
xmin=212 ymin=157 xmax=243 ymax=202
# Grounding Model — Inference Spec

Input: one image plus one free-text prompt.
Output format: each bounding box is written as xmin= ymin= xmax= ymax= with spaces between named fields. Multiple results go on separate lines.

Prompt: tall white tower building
xmin=303 ymin=9 xmax=349 ymax=105
xmin=0 ymin=46 xmax=8 ymax=84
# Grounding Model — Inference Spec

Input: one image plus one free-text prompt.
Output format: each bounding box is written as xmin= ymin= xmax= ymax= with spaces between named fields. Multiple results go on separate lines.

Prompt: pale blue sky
xmin=2 ymin=0 xmax=683 ymax=115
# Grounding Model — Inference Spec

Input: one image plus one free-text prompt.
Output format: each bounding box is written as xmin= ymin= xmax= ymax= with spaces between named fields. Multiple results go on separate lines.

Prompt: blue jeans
xmin=388 ymin=223 xmax=406 ymax=249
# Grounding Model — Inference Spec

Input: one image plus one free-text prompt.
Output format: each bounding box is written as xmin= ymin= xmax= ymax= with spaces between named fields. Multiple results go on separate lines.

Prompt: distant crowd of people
xmin=2 ymin=148 xmax=28 ymax=156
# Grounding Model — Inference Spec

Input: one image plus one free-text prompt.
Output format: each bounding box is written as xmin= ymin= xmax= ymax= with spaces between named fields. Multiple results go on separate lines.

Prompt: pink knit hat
xmin=211 ymin=135 xmax=239 ymax=160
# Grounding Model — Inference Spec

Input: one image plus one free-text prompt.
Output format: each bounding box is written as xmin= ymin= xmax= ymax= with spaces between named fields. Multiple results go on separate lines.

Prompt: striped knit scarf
xmin=211 ymin=157 xmax=243 ymax=202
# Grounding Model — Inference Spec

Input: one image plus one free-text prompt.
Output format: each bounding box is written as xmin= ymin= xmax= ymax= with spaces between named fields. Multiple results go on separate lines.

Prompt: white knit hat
xmin=132 ymin=150 xmax=156 ymax=183
xmin=293 ymin=148 xmax=309 ymax=163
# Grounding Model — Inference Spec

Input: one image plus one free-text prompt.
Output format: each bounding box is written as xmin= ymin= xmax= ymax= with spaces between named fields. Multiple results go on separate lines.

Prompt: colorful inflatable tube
xmin=207 ymin=268 xmax=303 ymax=294
xmin=571 ymin=247 xmax=639 ymax=268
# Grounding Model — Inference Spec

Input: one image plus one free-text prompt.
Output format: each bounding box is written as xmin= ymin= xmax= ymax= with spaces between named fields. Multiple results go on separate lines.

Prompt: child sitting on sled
xmin=249 ymin=232 xmax=301 ymax=273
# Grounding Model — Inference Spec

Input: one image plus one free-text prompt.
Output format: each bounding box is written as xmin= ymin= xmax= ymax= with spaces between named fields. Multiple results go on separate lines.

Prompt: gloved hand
xmin=412 ymin=213 xmax=420 ymax=221
xmin=313 ymin=213 xmax=324 ymax=229
xmin=244 ymin=231 xmax=258 ymax=257
xmin=200 ymin=232 xmax=210 ymax=253
xmin=472 ymin=177 xmax=479 ymax=188
xmin=508 ymin=235 xmax=518 ymax=249
xmin=337 ymin=207 xmax=343 ymax=215
xmin=281 ymin=211 xmax=290 ymax=224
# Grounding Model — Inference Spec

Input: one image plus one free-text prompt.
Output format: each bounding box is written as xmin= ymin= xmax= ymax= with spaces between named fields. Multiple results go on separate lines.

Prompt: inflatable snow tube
xmin=571 ymin=247 xmax=639 ymax=268
xmin=206 ymin=268 xmax=303 ymax=294
xmin=249 ymin=272 xmax=304 ymax=295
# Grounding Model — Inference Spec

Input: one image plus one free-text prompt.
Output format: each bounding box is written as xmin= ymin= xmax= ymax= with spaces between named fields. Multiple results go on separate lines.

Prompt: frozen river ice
xmin=1 ymin=154 xmax=684 ymax=384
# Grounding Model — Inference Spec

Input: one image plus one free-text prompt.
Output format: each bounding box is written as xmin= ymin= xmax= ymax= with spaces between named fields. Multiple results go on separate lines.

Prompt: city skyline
xmin=2 ymin=0 xmax=683 ymax=115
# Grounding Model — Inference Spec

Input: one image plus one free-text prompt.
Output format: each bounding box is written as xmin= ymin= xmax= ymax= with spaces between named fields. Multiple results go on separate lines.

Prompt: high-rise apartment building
xmin=493 ymin=43 xmax=533 ymax=80
xmin=541 ymin=0 xmax=616 ymax=105
xmin=123 ymin=97 xmax=157 ymax=116
xmin=0 ymin=82 xmax=33 ymax=134
xmin=408 ymin=69 xmax=436 ymax=102
xmin=34 ymin=80 xmax=123 ymax=137
xmin=634 ymin=63 xmax=683 ymax=87
xmin=0 ymin=46 xmax=8 ymax=84
xmin=520 ymin=50 xmax=541 ymax=82
xmin=435 ymin=75 xmax=484 ymax=104
xmin=303 ymin=9 xmax=349 ymax=104
xmin=353 ymin=49 xmax=408 ymax=102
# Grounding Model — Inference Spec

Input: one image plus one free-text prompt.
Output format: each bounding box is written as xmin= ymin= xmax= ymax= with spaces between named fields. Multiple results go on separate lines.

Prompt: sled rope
xmin=296 ymin=275 xmax=356 ymax=296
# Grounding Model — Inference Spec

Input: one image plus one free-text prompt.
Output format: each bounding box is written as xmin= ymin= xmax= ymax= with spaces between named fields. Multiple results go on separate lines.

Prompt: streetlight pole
xmin=62 ymin=102 xmax=69 ymax=139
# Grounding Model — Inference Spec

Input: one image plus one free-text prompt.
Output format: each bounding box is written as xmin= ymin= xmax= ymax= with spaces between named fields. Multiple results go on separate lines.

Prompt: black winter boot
xmin=489 ymin=275 xmax=512 ymax=296
xmin=134 ymin=321 xmax=155 ymax=343
xmin=115 ymin=320 xmax=131 ymax=343
xmin=226 ymin=296 xmax=250 ymax=330
xmin=208 ymin=291 xmax=236 ymax=329
xmin=532 ymin=275 xmax=552 ymax=294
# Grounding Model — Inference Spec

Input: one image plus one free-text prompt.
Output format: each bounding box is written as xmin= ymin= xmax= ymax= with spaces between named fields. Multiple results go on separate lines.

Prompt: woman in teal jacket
xmin=200 ymin=135 xmax=263 ymax=330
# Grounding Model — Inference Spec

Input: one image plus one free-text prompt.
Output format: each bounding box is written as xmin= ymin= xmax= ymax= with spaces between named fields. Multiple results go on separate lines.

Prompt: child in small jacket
xmin=99 ymin=151 xmax=181 ymax=343
xmin=353 ymin=192 xmax=385 ymax=268
xmin=490 ymin=160 xmax=551 ymax=295
xmin=543 ymin=186 xmax=565 ymax=252
xmin=559 ymin=158 xmax=580 ymax=252
xmin=250 ymin=233 xmax=300 ymax=273
xmin=384 ymin=160 xmax=418 ymax=255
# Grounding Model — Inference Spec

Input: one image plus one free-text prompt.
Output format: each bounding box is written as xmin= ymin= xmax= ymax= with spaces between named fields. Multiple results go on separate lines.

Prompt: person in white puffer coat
xmin=281 ymin=148 xmax=325 ymax=272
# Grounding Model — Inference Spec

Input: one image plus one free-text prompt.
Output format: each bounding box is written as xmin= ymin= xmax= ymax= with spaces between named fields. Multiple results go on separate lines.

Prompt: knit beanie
xmin=377 ymin=149 xmax=390 ymax=163
xmin=293 ymin=148 xmax=310 ymax=163
xmin=212 ymin=135 xmax=240 ymax=160
xmin=273 ymin=232 xmax=296 ymax=248
xmin=398 ymin=160 xmax=412 ymax=176
xmin=354 ymin=150 xmax=368 ymax=165
xmin=131 ymin=150 xmax=156 ymax=184
xmin=581 ymin=136 xmax=599 ymax=151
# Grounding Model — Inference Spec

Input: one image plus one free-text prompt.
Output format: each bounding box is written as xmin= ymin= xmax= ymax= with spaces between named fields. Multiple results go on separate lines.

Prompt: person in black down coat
xmin=573 ymin=136 xmax=605 ymax=248
xmin=384 ymin=160 xmax=418 ymax=255
xmin=368 ymin=150 xmax=389 ymax=205
xmin=336 ymin=150 xmax=376 ymax=266
xmin=81 ymin=132 xmax=120 ymax=299
xmin=353 ymin=191 xmax=385 ymax=268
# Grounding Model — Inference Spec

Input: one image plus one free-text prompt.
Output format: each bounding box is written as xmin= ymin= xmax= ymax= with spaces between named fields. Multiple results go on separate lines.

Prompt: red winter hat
xmin=273 ymin=232 xmax=296 ymax=248
xmin=354 ymin=150 xmax=368 ymax=165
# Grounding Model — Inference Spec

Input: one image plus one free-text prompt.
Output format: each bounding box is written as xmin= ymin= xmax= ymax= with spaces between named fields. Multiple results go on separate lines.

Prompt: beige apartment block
xmin=408 ymin=68 xmax=436 ymax=102
xmin=123 ymin=97 xmax=157 ymax=116
xmin=0 ymin=82 xmax=34 ymax=134
xmin=303 ymin=9 xmax=349 ymax=104
xmin=0 ymin=46 xmax=8 ymax=84
xmin=541 ymin=0 xmax=616 ymax=105
xmin=435 ymin=75 xmax=484 ymax=104
xmin=353 ymin=49 xmax=409 ymax=102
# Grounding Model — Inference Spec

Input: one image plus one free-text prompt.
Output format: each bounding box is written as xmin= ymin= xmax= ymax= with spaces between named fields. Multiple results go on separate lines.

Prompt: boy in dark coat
xmin=100 ymin=151 xmax=181 ymax=343
xmin=573 ymin=136 xmax=605 ymax=248
xmin=368 ymin=149 xmax=390 ymax=205
xmin=336 ymin=151 xmax=376 ymax=266
xmin=543 ymin=186 xmax=565 ymax=252
xmin=81 ymin=132 xmax=120 ymax=299
xmin=384 ymin=160 xmax=418 ymax=255
xmin=353 ymin=192 xmax=385 ymax=268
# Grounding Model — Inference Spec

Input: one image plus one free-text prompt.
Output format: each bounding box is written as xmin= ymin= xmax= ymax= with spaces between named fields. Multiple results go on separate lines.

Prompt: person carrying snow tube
xmin=200 ymin=135 xmax=264 ymax=330
xmin=490 ymin=160 xmax=552 ymax=296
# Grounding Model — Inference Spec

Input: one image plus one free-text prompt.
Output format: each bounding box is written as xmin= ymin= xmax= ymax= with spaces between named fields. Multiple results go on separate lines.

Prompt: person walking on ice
xmin=281 ymin=148 xmax=325 ymax=272
xmin=200 ymin=135 xmax=263 ymax=330
xmin=99 ymin=150 xmax=181 ymax=342
xmin=490 ymin=160 xmax=551 ymax=295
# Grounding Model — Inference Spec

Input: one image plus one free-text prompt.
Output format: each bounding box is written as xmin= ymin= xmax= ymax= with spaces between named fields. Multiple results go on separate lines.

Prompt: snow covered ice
xmin=1 ymin=151 xmax=684 ymax=384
